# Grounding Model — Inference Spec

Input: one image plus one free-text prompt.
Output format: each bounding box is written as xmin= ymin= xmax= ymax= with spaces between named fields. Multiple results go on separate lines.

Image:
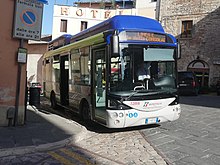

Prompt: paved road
xmin=2 ymin=95 xmax=219 ymax=164
xmin=0 ymin=145 xmax=121 ymax=165
xmin=141 ymin=95 xmax=220 ymax=165
xmin=0 ymin=124 xmax=167 ymax=165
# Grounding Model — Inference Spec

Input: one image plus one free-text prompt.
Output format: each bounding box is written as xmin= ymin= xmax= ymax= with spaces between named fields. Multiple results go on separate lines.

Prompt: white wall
xmin=136 ymin=0 xmax=157 ymax=19
xmin=52 ymin=4 xmax=156 ymax=40
xmin=136 ymin=0 xmax=157 ymax=9
xmin=27 ymin=54 xmax=42 ymax=83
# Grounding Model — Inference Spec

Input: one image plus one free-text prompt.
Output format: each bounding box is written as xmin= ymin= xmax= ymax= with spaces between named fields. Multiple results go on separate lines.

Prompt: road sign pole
xmin=14 ymin=39 xmax=25 ymax=126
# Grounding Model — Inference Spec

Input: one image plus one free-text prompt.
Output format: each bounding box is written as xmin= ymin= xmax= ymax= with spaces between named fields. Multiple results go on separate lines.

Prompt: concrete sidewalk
xmin=0 ymin=105 xmax=87 ymax=157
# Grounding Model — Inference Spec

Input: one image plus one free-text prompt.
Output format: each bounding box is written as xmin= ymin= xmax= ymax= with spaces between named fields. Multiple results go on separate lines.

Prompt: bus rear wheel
xmin=50 ymin=91 xmax=57 ymax=109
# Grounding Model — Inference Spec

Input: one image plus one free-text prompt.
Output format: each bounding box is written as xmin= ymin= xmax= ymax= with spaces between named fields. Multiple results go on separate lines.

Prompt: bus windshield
xmin=109 ymin=43 xmax=177 ymax=93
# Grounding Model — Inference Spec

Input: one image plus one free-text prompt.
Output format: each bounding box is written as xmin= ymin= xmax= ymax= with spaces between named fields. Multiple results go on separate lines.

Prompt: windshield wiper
xmin=122 ymin=90 xmax=141 ymax=102
xmin=121 ymin=89 xmax=176 ymax=102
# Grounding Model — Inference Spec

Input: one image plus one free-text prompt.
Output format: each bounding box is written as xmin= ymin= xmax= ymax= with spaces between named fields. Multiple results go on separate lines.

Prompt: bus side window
xmin=80 ymin=47 xmax=90 ymax=85
xmin=80 ymin=55 xmax=90 ymax=85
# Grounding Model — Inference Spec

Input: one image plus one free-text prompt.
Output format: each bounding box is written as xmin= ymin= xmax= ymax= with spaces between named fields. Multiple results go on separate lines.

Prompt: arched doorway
xmin=187 ymin=59 xmax=209 ymax=87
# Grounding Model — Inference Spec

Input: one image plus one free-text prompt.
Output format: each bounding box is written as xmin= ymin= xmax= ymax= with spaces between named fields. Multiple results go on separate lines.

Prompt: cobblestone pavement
xmin=76 ymin=130 xmax=167 ymax=165
xmin=0 ymin=129 xmax=167 ymax=165
xmin=141 ymin=95 xmax=220 ymax=165
xmin=0 ymin=97 xmax=167 ymax=165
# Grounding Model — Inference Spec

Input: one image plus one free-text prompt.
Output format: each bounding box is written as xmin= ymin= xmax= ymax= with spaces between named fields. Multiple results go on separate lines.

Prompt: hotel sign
xmin=13 ymin=0 xmax=44 ymax=40
xmin=58 ymin=6 xmax=135 ymax=20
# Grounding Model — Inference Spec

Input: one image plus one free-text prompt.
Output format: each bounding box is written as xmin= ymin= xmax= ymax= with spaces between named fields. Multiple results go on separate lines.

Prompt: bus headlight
xmin=112 ymin=112 xmax=118 ymax=118
xmin=118 ymin=112 xmax=124 ymax=117
xmin=114 ymin=120 xmax=120 ymax=125
xmin=110 ymin=112 xmax=124 ymax=119
xmin=169 ymin=95 xmax=179 ymax=105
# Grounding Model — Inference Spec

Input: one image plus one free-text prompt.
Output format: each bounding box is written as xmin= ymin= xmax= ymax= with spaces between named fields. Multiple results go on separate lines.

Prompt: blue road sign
xmin=21 ymin=10 xmax=36 ymax=26
xmin=13 ymin=0 xmax=44 ymax=40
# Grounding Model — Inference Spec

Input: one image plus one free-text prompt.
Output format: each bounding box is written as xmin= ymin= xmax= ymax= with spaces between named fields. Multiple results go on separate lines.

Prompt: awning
xmin=36 ymin=0 xmax=48 ymax=4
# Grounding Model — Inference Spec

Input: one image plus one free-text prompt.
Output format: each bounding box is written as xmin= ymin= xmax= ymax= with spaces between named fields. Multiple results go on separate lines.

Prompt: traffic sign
xmin=13 ymin=0 xmax=44 ymax=41
xmin=20 ymin=9 xmax=37 ymax=26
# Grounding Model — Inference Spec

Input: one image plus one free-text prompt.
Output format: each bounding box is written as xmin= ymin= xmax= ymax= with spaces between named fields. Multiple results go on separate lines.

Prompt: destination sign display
xmin=119 ymin=31 xmax=166 ymax=42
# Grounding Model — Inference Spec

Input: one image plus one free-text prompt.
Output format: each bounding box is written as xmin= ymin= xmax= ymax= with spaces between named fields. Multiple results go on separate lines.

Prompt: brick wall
xmin=159 ymin=0 xmax=220 ymax=86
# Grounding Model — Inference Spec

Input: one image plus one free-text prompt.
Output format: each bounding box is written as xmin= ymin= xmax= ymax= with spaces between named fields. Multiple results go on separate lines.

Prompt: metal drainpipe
xmin=156 ymin=0 xmax=161 ymax=21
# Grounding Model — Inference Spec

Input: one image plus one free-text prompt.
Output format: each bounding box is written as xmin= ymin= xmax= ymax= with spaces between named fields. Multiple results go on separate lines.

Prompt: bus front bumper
xmin=106 ymin=105 xmax=181 ymax=128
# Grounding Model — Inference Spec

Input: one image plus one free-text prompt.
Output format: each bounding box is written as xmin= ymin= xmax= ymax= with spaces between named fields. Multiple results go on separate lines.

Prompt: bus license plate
xmin=145 ymin=117 xmax=158 ymax=124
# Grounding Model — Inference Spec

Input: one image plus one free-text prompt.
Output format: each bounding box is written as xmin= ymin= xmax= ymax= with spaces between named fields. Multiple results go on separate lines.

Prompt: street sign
xmin=13 ymin=0 xmax=44 ymax=41
xmin=21 ymin=9 xmax=37 ymax=26
xmin=17 ymin=48 xmax=27 ymax=64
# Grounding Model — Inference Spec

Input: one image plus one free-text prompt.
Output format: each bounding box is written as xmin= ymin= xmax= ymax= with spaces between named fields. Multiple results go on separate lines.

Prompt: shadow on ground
xmin=0 ymin=106 xmax=74 ymax=149
xmin=179 ymin=94 xmax=220 ymax=109
xmin=39 ymin=97 xmax=160 ymax=134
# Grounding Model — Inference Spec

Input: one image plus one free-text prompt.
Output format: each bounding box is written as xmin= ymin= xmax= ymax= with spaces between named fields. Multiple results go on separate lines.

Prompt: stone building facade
xmin=159 ymin=0 xmax=220 ymax=88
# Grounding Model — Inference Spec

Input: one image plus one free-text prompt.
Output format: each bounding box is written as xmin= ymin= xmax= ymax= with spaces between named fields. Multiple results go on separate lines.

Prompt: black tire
xmin=50 ymin=91 xmax=57 ymax=109
xmin=80 ymin=101 xmax=91 ymax=124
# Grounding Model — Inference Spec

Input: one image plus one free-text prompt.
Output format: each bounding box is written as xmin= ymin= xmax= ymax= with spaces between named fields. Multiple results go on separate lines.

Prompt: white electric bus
xmin=43 ymin=15 xmax=181 ymax=128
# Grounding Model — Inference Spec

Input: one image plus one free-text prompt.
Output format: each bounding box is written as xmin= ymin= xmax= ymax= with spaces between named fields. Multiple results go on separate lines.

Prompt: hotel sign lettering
xmin=60 ymin=6 xmax=131 ymax=19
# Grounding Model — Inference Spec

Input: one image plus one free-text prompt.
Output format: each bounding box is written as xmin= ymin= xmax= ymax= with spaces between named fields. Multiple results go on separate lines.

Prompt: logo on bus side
xmin=128 ymin=112 xmax=138 ymax=118
xmin=143 ymin=102 xmax=149 ymax=107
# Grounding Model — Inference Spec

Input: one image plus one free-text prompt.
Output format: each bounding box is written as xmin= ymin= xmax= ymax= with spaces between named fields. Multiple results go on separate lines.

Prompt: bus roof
xmin=71 ymin=15 xmax=165 ymax=42
xmin=49 ymin=34 xmax=72 ymax=44
xmin=48 ymin=34 xmax=72 ymax=50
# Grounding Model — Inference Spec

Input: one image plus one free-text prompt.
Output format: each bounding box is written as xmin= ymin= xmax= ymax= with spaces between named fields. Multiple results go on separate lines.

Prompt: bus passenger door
xmin=92 ymin=48 xmax=106 ymax=123
xmin=60 ymin=55 xmax=69 ymax=106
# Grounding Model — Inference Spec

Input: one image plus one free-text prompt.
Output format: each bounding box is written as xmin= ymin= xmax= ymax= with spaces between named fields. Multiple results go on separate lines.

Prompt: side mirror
xmin=111 ymin=31 xmax=119 ymax=55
